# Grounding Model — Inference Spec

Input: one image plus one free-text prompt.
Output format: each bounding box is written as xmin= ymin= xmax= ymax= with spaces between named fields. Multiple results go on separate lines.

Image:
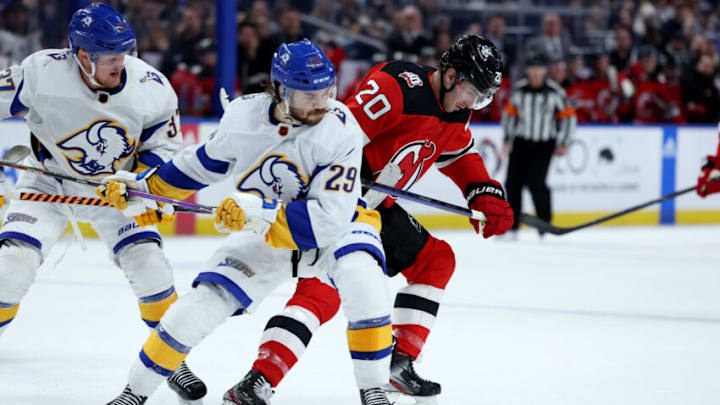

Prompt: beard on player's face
xmin=289 ymin=106 xmax=327 ymax=125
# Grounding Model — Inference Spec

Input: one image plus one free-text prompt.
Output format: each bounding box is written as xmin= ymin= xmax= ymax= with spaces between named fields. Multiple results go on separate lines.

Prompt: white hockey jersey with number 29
xmin=0 ymin=48 xmax=181 ymax=186
xmin=147 ymin=93 xmax=382 ymax=253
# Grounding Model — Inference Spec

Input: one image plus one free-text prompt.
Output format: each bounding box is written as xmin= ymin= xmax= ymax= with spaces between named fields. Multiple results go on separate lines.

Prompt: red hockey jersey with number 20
xmin=344 ymin=61 xmax=492 ymax=199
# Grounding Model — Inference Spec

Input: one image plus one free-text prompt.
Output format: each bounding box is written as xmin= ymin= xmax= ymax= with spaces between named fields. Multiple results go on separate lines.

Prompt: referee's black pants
xmin=505 ymin=138 xmax=556 ymax=231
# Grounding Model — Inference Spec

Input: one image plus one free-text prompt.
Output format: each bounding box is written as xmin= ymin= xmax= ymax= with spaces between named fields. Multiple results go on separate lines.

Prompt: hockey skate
xmin=167 ymin=361 xmax=207 ymax=404
xmin=222 ymin=369 xmax=274 ymax=405
xmin=360 ymin=387 xmax=392 ymax=405
xmin=385 ymin=352 xmax=440 ymax=405
xmin=106 ymin=385 xmax=147 ymax=405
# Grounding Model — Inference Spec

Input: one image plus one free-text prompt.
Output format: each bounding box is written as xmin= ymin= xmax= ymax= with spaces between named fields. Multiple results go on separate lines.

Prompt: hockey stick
xmin=361 ymin=179 xmax=487 ymax=222
xmin=0 ymin=160 xmax=214 ymax=214
xmin=2 ymin=145 xmax=31 ymax=163
xmin=519 ymin=185 xmax=696 ymax=235
xmin=3 ymin=191 xmax=198 ymax=212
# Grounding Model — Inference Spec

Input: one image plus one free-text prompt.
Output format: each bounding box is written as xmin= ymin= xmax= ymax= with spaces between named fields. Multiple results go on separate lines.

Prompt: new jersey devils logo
xmin=387 ymin=140 xmax=436 ymax=190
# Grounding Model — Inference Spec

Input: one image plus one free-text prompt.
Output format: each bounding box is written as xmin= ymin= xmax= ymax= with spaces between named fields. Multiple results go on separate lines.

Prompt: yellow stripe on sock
xmin=142 ymin=329 xmax=188 ymax=372
xmin=138 ymin=292 xmax=178 ymax=324
xmin=0 ymin=304 xmax=19 ymax=323
xmin=347 ymin=324 xmax=393 ymax=352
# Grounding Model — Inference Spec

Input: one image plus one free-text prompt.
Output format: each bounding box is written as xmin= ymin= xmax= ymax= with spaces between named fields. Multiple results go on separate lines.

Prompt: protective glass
xmin=461 ymin=81 xmax=494 ymax=110
xmin=284 ymin=83 xmax=337 ymax=112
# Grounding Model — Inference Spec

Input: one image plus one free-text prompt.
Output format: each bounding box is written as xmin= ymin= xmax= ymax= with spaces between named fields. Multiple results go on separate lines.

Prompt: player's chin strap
xmin=73 ymin=53 xmax=102 ymax=88
xmin=438 ymin=68 xmax=457 ymax=111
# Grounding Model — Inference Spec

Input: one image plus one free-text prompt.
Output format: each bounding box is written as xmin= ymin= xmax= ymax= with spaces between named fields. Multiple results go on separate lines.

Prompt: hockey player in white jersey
xmin=0 ymin=3 xmax=207 ymax=402
xmin=101 ymin=39 xmax=395 ymax=405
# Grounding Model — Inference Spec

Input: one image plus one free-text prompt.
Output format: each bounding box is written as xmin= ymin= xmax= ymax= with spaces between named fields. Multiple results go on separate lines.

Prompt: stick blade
xmin=2 ymin=145 xmax=30 ymax=163
xmin=519 ymin=213 xmax=569 ymax=235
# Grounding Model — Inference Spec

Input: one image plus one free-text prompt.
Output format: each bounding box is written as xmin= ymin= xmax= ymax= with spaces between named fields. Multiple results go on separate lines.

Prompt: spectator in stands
xmin=0 ymin=2 xmax=40 ymax=67
xmin=257 ymin=6 xmax=303 ymax=70
xmin=660 ymin=4 xmax=691 ymax=46
xmin=237 ymin=21 xmax=267 ymax=95
xmin=386 ymin=5 xmax=434 ymax=62
xmin=681 ymin=54 xmax=720 ymax=123
xmin=609 ymin=26 xmax=636 ymax=73
xmin=139 ymin=24 xmax=170 ymax=70
xmin=629 ymin=46 xmax=684 ymax=124
xmin=526 ymin=12 xmax=573 ymax=62
xmin=160 ymin=6 xmax=205 ymax=77
xmin=485 ymin=14 xmax=516 ymax=75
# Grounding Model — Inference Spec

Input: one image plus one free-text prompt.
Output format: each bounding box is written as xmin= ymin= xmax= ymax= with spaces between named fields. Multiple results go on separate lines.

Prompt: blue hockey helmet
xmin=68 ymin=3 xmax=136 ymax=61
xmin=270 ymin=39 xmax=336 ymax=97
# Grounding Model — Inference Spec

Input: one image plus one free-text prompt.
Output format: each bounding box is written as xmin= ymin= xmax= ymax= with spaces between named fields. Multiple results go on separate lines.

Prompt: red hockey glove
xmin=465 ymin=181 xmax=514 ymax=238
xmin=697 ymin=155 xmax=720 ymax=198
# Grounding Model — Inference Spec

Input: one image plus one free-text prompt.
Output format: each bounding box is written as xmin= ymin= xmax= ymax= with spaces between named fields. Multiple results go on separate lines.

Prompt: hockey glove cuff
xmin=214 ymin=192 xmax=280 ymax=235
xmin=466 ymin=180 xmax=514 ymax=238
xmin=696 ymin=155 xmax=720 ymax=198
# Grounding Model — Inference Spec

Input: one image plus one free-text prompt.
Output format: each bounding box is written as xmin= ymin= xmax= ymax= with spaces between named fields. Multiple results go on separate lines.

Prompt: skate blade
xmin=177 ymin=397 xmax=204 ymax=405
xmin=387 ymin=391 xmax=439 ymax=405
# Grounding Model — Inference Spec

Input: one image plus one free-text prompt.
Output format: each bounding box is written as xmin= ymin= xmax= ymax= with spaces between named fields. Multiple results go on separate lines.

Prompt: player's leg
xmin=0 ymin=197 xmax=67 ymax=338
xmin=332 ymin=250 xmax=393 ymax=405
xmin=107 ymin=282 xmax=241 ymax=405
xmin=379 ymin=203 xmax=452 ymax=398
xmin=95 ymin=215 xmax=207 ymax=402
xmin=252 ymin=277 xmax=341 ymax=386
xmin=224 ymin=277 xmax=341 ymax=404
xmin=108 ymin=231 xmax=289 ymax=404
xmin=527 ymin=139 xmax=556 ymax=226
xmin=505 ymin=137 xmax=530 ymax=232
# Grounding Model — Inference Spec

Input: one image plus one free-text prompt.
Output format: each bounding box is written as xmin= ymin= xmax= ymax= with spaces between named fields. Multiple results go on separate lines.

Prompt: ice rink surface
xmin=1 ymin=225 xmax=719 ymax=405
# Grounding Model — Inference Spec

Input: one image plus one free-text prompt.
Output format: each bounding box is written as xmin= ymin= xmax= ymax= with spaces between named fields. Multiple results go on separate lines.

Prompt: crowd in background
xmin=1 ymin=0 xmax=720 ymax=122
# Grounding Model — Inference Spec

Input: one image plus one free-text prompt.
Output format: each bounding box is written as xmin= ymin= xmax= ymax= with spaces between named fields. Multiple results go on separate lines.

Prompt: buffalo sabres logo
xmin=57 ymin=119 xmax=136 ymax=177
xmin=237 ymin=154 xmax=308 ymax=201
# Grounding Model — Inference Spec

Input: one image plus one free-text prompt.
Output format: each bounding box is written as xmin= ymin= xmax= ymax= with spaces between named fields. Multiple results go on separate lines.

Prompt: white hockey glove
xmin=214 ymin=192 xmax=280 ymax=235
xmin=362 ymin=162 xmax=403 ymax=209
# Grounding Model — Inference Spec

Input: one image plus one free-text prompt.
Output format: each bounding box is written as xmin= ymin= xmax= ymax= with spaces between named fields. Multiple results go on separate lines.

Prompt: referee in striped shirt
xmin=501 ymin=52 xmax=576 ymax=234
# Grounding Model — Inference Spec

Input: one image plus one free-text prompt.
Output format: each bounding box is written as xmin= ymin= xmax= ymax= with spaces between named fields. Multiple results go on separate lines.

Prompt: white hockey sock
xmin=128 ymin=357 xmax=166 ymax=397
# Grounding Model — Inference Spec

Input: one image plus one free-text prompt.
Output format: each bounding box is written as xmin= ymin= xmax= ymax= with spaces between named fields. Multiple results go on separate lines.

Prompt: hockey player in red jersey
xmin=224 ymin=35 xmax=513 ymax=405
xmin=697 ymin=131 xmax=720 ymax=197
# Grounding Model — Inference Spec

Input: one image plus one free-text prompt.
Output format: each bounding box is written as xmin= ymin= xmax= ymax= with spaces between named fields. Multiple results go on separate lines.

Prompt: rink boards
xmin=0 ymin=119 xmax=717 ymax=235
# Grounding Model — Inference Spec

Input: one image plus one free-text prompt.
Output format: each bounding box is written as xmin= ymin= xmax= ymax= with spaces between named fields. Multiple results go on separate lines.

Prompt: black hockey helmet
xmin=440 ymin=34 xmax=504 ymax=97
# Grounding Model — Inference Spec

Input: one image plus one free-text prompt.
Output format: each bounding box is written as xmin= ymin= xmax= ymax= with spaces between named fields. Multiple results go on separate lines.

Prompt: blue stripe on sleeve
xmin=196 ymin=145 xmax=229 ymax=174
xmin=138 ymin=151 xmax=165 ymax=168
xmin=285 ymin=200 xmax=318 ymax=250
xmin=157 ymin=161 xmax=207 ymax=190
xmin=10 ymin=80 xmax=26 ymax=115
xmin=140 ymin=120 xmax=169 ymax=143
